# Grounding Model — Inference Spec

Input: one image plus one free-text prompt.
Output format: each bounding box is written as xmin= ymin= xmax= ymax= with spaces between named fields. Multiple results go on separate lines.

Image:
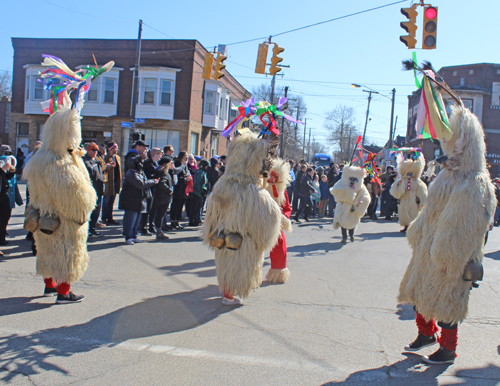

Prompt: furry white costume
xmin=398 ymin=105 xmax=496 ymax=360
xmin=264 ymin=159 xmax=292 ymax=284
xmin=202 ymin=132 xmax=282 ymax=300
xmin=331 ymin=166 xmax=370 ymax=238
xmin=23 ymin=108 xmax=97 ymax=285
xmin=390 ymin=154 xmax=428 ymax=230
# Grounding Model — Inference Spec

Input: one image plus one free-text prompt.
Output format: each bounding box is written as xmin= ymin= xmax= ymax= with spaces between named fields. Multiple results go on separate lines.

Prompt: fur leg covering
xmin=265 ymin=268 xmax=290 ymax=284
xmin=440 ymin=327 xmax=458 ymax=354
xmin=416 ymin=312 xmax=439 ymax=336
xmin=44 ymin=277 xmax=56 ymax=288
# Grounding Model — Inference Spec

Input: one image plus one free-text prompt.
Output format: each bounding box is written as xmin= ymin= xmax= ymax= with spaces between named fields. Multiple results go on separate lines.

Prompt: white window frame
xmin=103 ymin=78 xmax=115 ymax=104
xmin=86 ymin=80 xmax=99 ymax=102
xmin=33 ymin=77 xmax=44 ymax=100
xmin=160 ymin=79 xmax=172 ymax=106
xmin=205 ymin=91 xmax=215 ymax=114
xmin=143 ymin=78 xmax=156 ymax=104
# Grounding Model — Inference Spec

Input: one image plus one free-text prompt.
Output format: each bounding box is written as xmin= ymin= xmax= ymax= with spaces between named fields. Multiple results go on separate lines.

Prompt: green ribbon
xmin=412 ymin=51 xmax=421 ymax=89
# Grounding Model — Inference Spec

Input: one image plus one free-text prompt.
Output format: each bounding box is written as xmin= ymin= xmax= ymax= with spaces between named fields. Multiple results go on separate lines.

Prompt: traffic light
xmin=422 ymin=6 xmax=438 ymax=50
xmin=400 ymin=4 xmax=418 ymax=49
xmin=202 ymin=53 xmax=214 ymax=80
xmin=255 ymin=43 xmax=269 ymax=74
xmin=270 ymin=44 xmax=284 ymax=75
xmin=214 ymin=53 xmax=227 ymax=80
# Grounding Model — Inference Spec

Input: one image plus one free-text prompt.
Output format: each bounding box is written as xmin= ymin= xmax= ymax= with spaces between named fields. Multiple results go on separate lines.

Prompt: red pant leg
xmin=270 ymin=231 xmax=287 ymax=270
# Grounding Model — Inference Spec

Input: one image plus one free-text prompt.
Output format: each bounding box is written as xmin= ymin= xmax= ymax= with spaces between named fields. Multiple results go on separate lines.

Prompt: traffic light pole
xmin=293 ymin=107 xmax=299 ymax=160
xmin=130 ymin=19 xmax=143 ymax=150
xmin=389 ymin=88 xmax=396 ymax=149
xmin=361 ymin=90 xmax=378 ymax=149
xmin=303 ymin=118 xmax=307 ymax=161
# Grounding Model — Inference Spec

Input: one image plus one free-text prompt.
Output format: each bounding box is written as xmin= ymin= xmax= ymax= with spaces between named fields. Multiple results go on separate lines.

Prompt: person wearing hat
xmin=83 ymin=142 xmax=106 ymax=237
xmin=124 ymin=140 xmax=149 ymax=173
xmin=0 ymin=151 xmax=16 ymax=247
xmin=102 ymin=142 xmax=121 ymax=225
xmin=151 ymin=156 xmax=173 ymax=240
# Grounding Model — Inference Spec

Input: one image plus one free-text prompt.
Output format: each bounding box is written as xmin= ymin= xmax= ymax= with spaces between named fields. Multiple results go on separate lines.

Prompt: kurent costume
xmin=331 ymin=165 xmax=371 ymax=243
xmin=389 ymin=153 xmax=428 ymax=232
xmin=398 ymin=106 xmax=496 ymax=362
xmin=202 ymin=132 xmax=282 ymax=305
xmin=264 ymin=159 xmax=293 ymax=284
xmin=23 ymin=55 xmax=114 ymax=303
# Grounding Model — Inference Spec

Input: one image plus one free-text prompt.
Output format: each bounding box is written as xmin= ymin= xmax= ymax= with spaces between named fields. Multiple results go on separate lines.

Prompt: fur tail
xmin=265 ymin=268 xmax=290 ymax=284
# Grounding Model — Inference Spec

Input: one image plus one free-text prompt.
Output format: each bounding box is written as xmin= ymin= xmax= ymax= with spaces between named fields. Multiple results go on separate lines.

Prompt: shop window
xmin=17 ymin=122 xmax=29 ymax=136
xmin=190 ymin=132 xmax=199 ymax=155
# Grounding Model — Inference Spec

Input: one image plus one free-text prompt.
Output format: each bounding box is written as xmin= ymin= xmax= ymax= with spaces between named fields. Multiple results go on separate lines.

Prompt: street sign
xmin=121 ymin=122 xmax=131 ymax=128
xmin=135 ymin=118 xmax=145 ymax=123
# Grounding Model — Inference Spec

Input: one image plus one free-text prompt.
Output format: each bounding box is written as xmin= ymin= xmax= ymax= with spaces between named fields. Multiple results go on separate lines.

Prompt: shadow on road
xmin=484 ymin=250 xmax=500 ymax=261
xmin=396 ymin=303 xmax=415 ymax=321
xmin=159 ymin=259 xmax=216 ymax=278
xmin=356 ymin=231 xmax=405 ymax=241
xmin=321 ymin=354 xmax=500 ymax=385
xmin=0 ymin=285 xmax=234 ymax=382
xmin=288 ymin=242 xmax=343 ymax=256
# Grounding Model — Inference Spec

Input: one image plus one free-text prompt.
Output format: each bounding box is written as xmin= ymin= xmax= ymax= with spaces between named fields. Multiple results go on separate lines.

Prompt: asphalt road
xmin=1 ymin=197 xmax=500 ymax=385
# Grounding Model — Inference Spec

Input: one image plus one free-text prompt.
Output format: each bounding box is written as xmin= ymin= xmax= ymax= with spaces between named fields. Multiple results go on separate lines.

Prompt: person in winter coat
xmin=319 ymin=174 xmax=330 ymax=217
xmin=311 ymin=174 xmax=320 ymax=218
xmin=206 ymin=157 xmax=220 ymax=192
xmin=151 ymin=156 xmax=173 ymax=240
xmin=294 ymin=168 xmax=317 ymax=222
xmin=292 ymin=164 xmax=306 ymax=212
xmin=169 ymin=151 xmax=191 ymax=229
xmin=189 ymin=159 xmax=209 ymax=226
xmin=367 ymin=169 xmax=382 ymax=220
xmin=0 ymin=156 xmax=15 ymax=246
xmin=102 ymin=142 xmax=121 ymax=225
xmin=119 ymin=155 xmax=158 ymax=245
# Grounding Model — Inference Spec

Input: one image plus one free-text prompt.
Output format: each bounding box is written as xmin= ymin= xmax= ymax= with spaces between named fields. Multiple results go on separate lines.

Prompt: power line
xmin=38 ymin=0 xmax=134 ymax=23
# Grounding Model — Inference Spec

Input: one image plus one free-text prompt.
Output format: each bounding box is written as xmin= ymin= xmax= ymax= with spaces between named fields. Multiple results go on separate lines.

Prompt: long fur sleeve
xmin=331 ymin=182 xmax=356 ymax=203
xmin=415 ymin=179 xmax=428 ymax=210
xmin=389 ymin=178 xmax=406 ymax=199
xmin=429 ymin=184 xmax=493 ymax=277
xmin=354 ymin=185 xmax=371 ymax=217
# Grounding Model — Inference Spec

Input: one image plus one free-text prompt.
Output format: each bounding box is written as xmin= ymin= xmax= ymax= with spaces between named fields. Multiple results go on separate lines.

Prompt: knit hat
xmin=85 ymin=142 xmax=99 ymax=151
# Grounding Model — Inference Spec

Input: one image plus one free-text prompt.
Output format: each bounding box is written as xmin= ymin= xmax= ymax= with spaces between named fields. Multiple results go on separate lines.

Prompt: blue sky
xmin=2 ymin=0 xmax=498 ymax=149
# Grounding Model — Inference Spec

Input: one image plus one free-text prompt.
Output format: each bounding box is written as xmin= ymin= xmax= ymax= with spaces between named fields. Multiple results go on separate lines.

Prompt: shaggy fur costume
xmin=23 ymin=108 xmax=97 ymax=284
xmin=390 ymin=154 xmax=428 ymax=227
xmin=264 ymin=159 xmax=293 ymax=284
xmin=202 ymin=132 xmax=282 ymax=298
xmin=398 ymin=105 xmax=497 ymax=324
xmin=331 ymin=166 xmax=371 ymax=230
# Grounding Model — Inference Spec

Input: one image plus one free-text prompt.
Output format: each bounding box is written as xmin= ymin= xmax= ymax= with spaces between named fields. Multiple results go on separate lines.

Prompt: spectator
xmin=380 ymin=165 xmax=394 ymax=217
xmin=23 ymin=141 xmax=42 ymax=168
xmin=327 ymin=163 xmax=339 ymax=217
xmin=151 ymin=156 xmax=173 ymax=240
xmin=293 ymin=164 xmax=307 ymax=212
xmin=206 ymin=157 xmax=220 ymax=192
xmin=98 ymin=143 xmax=107 ymax=158
xmin=187 ymin=154 xmax=197 ymax=174
xmin=163 ymin=145 xmax=175 ymax=158
xmin=83 ymin=142 xmax=106 ymax=238
xmin=294 ymin=167 xmax=317 ymax=222
xmin=0 ymin=152 xmax=16 ymax=246
xmin=319 ymin=174 xmax=330 ymax=218
xmin=287 ymin=159 xmax=295 ymax=207
xmin=494 ymin=178 xmax=500 ymax=226
xmin=124 ymin=140 xmax=149 ymax=173
xmin=170 ymin=151 xmax=191 ymax=229
xmin=140 ymin=147 xmax=162 ymax=235
xmin=189 ymin=159 xmax=209 ymax=226
xmin=119 ymin=155 xmax=158 ymax=245
xmin=102 ymin=142 xmax=121 ymax=225
xmin=219 ymin=155 xmax=227 ymax=166
xmin=367 ymin=168 xmax=382 ymax=220
xmin=381 ymin=166 xmax=396 ymax=220
xmin=311 ymin=174 xmax=320 ymax=217
xmin=16 ymin=148 xmax=25 ymax=175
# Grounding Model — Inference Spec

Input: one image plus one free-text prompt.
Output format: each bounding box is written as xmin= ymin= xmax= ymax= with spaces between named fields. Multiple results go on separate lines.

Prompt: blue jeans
xmin=123 ymin=210 xmax=142 ymax=240
xmin=295 ymin=194 xmax=312 ymax=219
xmin=101 ymin=194 xmax=116 ymax=222
xmin=89 ymin=194 xmax=102 ymax=231
xmin=328 ymin=194 xmax=336 ymax=216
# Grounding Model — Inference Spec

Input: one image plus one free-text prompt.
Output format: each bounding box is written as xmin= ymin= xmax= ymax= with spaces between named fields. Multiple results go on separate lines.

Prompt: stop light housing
xmin=202 ymin=53 xmax=214 ymax=80
xmin=270 ymin=44 xmax=284 ymax=75
xmin=422 ymin=6 xmax=438 ymax=50
xmin=400 ymin=4 xmax=418 ymax=49
xmin=255 ymin=43 xmax=269 ymax=74
xmin=214 ymin=53 xmax=227 ymax=80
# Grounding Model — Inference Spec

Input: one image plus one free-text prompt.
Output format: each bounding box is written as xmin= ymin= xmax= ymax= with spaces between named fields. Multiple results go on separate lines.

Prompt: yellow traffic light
xmin=202 ymin=53 xmax=214 ymax=80
xmin=214 ymin=53 xmax=227 ymax=81
xmin=422 ymin=6 xmax=438 ymax=50
xmin=255 ymin=43 xmax=269 ymax=74
xmin=270 ymin=44 xmax=284 ymax=75
xmin=400 ymin=4 xmax=418 ymax=49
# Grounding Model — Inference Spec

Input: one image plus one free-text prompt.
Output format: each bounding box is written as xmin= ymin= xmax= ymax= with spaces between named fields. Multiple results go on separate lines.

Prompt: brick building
xmin=0 ymin=97 xmax=10 ymax=146
xmin=405 ymin=63 xmax=500 ymax=177
xmin=9 ymin=38 xmax=251 ymax=158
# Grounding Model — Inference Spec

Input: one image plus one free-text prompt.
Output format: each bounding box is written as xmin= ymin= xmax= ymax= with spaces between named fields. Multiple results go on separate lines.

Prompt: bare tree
xmin=310 ymin=139 xmax=327 ymax=156
xmin=0 ymin=71 xmax=12 ymax=99
xmin=324 ymin=105 xmax=361 ymax=163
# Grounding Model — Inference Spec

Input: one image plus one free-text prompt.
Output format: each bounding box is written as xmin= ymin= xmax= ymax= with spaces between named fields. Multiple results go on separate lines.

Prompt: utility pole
xmin=279 ymin=86 xmax=288 ymax=158
xmin=361 ymin=90 xmax=378 ymax=148
xmin=269 ymin=73 xmax=276 ymax=105
xmin=130 ymin=19 xmax=143 ymax=149
xmin=307 ymin=127 xmax=312 ymax=163
xmin=393 ymin=116 xmax=398 ymax=143
xmin=303 ymin=118 xmax=307 ymax=161
xmin=389 ymin=88 xmax=396 ymax=149
xmin=293 ymin=107 xmax=299 ymax=161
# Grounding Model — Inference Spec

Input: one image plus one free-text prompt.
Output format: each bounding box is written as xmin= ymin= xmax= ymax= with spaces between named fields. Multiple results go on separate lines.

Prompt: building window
xmin=87 ymin=81 xmax=98 ymax=102
xmin=143 ymin=78 xmax=156 ymax=104
xmin=453 ymin=71 xmax=457 ymax=76
xmin=460 ymin=78 xmax=465 ymax=86
xmin=34 ymin=77 xmax=44 ymax=100
xmin=104 ymin=78 xmax=115 ymax=103
xmin=37 ymin=123 xmax=45 ymax=140
xmin=17 ymin=122 xmax=30 ymax=136
xmin=205 ymin=91 xmax=214 ymax=114
xmin=229 ymin=101 xmax=237 ymax=120
xmin=469 ymin=69 xmax=474 ymax=75
xmin=190 ymin=132 xmax=199 ymax=155
xmin=26 ymin=76 xmax=29 ymax=100
xmin=160 ymin=80 xmax=172 ymax=105
xmin=462 ymin=98 xmax=473 ymax=113
xmin=218 ymin=96 xmax=223 ymax=116
xmin=497 ymin=69 xmax=500 ymax=75
xmin=135 ymin=129 xmax=180 ymax=152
